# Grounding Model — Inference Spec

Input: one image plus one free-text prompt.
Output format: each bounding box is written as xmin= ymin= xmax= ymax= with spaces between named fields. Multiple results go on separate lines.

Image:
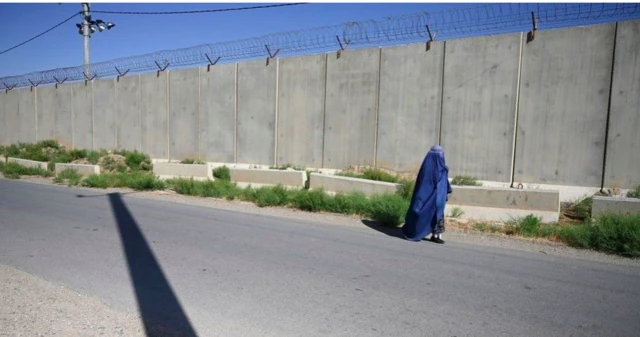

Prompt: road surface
xmin=1 ymin=178 xmax=639 ymax=336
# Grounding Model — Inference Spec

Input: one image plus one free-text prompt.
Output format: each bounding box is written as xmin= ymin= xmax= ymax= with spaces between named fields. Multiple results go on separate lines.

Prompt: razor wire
xmin=2 ymin=2 xmax=639 ymax=89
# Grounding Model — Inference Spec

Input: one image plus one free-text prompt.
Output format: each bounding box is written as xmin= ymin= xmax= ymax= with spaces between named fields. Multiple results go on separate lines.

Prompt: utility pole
xmin=82 ymin=2 xmax=91 ymax=75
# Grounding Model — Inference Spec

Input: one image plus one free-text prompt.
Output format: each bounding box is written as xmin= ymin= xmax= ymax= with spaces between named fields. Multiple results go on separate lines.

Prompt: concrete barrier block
xmin=446 ymin=186 xmax=561 ymax=222
xmin=7 ymin=157 xmax=48 ymax=170
xmin=448 ymin=186 xmax=560 ymax=212
xmin=0 ymin=155 xmax=6 ymax=163
xmin=55 ymin=163 xmax=100 ymax=176
xmin=592 ymin=196 xmax=640 ymax=217
xmin=230 ymin=168 xmax=306 ymax=188
xmin=153 ymin=163 xmax=212 ymax=181
xmin=309 ymin=173 xmax=400 ymax=196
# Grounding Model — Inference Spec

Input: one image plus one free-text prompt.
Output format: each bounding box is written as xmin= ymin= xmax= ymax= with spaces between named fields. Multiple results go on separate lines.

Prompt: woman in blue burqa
xmin=402 ymin=145 xmax=452 ymax=244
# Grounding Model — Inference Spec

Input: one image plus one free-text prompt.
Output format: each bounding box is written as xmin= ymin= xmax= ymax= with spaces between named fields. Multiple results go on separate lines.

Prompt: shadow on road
xmin=360 ymin=220 xmax=406 ymax=240
xmin=107 ymin=192 xmax=198 ymax=337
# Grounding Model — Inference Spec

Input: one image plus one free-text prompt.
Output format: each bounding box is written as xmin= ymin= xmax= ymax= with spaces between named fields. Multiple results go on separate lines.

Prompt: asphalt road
xmin=1 ymin=179 xmax=639 ymax=337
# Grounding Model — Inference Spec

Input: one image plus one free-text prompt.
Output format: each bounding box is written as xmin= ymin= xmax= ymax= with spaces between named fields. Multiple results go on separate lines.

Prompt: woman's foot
xmin=430 ymin=236 xmax=445 ymax=244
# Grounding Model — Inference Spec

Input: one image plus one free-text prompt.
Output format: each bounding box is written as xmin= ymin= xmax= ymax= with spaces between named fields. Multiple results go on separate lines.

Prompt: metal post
xmin=82 ymin=3 xmax=90 ymax=75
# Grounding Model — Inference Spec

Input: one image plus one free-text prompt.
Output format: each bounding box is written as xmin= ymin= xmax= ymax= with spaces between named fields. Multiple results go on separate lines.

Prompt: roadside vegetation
xmin=2 ymin=141 xmax=639 ymax=258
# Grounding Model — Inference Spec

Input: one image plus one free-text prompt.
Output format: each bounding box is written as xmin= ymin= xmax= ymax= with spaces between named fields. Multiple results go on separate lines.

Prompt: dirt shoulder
xmin=0 ymin=263 xmax=145 ymax=337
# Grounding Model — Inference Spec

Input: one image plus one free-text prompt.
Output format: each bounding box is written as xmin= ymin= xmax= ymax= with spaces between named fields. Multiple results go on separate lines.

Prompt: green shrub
xmin=290 ymin=188 xmax=330 ymax=212
xmin=53 ymin=168 xmax=83 ymax=186
xmin=325 ymin=192 xmax=370 ymax=215
xmin=397 ymin=179 xmax=415 ymax=200
xmin=563 ymin=195 xmax=593 ymax=220
xmin=0 ymin=162 xmax=52 ymax=179
xmin=86 ymin=150 xmax=106 ymax=165
xmin=270 ymin=163 xmax=305 ymax=171
xmin=100 ymin=155 xmax=128 ymax=173
xmin=181 ymin=158 xmax=205 ymax=165
xmin=120 ymin=172 xmax=165 ymax=190
xmin=591 ymin=213 xmax=640 ymax=257
xmin=253 ymin=185 xmax=291 ymax=207
xmin=366 ymin=194 xmax=409 ymax=227
xmin=212 ymin=166 xmax=231 ymax=181
xmin=506 ymin=214 xmax=542 ymax=237
xmin=338 ymin=168 xmax=400 ymax=184
xmin=627 ymin=185 xmax=640 ymax=199
xmin=451 ymin=175 xmax=482 ymax=186
xmin=82 ymin=172 xmax=164 ymax=191
xmin=82 ymin=174 xmax=113 ymax=189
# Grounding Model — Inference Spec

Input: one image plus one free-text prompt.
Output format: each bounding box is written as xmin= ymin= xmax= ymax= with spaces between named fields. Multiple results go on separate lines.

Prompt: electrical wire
xmin=91 ymin=3 xmax=309 ymax=15
xmin=0 ymin=11 xmax=80 ymax=56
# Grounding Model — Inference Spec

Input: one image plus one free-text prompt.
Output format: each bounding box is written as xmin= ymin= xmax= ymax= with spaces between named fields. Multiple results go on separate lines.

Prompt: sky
xmin=0 ymin=2 xmax=475 ymax=78
xmin=0 ymin=2 xmax=637 ymax=80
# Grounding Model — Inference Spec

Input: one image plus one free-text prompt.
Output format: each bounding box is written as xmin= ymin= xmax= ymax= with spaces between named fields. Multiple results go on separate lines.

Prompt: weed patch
xmin=338 ymin=168 xmax=400 ymax=184
xmin=212 ymin=166 xmax=231 ymax=181
xmin=562 ymin=195 xmax=593 ymax=220
xmin=181 ymin=158 xmax=205 ymax=165
xmin=270 ymin=163 xmax=305 ymax=171
xmin=0 ymin=162 xmax=52 ymax=179
xmin=451 ymin=175 xmax=482 ymax=186
xmin=627 ymin=185 xmax=640 ymax=199
xmin=54 ymin=169 xmax=83 ymax=186
xmin=449 ymin=207 xmax=464 ymax=218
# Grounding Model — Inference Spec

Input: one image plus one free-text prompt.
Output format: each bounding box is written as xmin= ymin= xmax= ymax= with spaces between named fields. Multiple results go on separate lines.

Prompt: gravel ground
xmin=0 ymin=263 xmax=145 ymax=337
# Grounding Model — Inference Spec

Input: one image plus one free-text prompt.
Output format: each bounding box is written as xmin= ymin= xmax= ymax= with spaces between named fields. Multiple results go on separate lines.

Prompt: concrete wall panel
xmin=277 ymin=54 xmax=326 ymax=168
xmin=116 ymin=75 xmax=141 ymax=151
xmin=604 ymin=20 xmax=640 ymax=188
xmin=199 ymin=64 xmax=236 ymax=163
xmin=515 ymin=23 xmax=615 ymax=187
xmin=377 ymin=42 xmax=444 ymax=173
xmin=140 ymin=73 xmax=169 ymax=159
xmin=2 ymin=89 xmax=35 ymax=144
xmin=236 ymin=60 xmax=277 ymax=165
xmin=0 ymin=93 xmax=6 ymax=145
xmin=92 ymin=78 xmax=116 ymax=150
xmin=71 ymin=82 xmax=93 ymax=150
xmin=1 ymin=91 xmax=17 ymax=144
xmin=36 ymin=85 xmax=56 ymax=142
xmin=323 ymin=48 xmax=380 ymax=169
xmin=441 ymin=33 xmax=522 ymax=182
xmin=169 ymin=68 xmax=200 ymax=160
xmin=37 ymin=85 xmax=73 ymax=147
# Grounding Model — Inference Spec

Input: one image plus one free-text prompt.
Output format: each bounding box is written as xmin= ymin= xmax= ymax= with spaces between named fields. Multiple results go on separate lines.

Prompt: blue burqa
xmin=402 ymin=145 xmax=452 ymax=241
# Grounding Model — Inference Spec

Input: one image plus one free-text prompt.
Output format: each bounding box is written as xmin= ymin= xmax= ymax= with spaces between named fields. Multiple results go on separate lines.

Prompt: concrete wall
xmin=323 ymin=48 xmax=380 ymax=169
xmin=441 ymin=33 xmax=522 ymax=182
xmin=140 ymin=73 xmax=167 ymax=158
xmin=604 ymin=20 xmax=640 ymax=189
xmin=169 ymin=68 xmax=200 ymax=160
xmin=71 ymin=82 xmax=93 ymax=150
xmin=0 ymin=92 xmax=5 ymax=145
xmin=515 ymin=23 xmax=616 ymax=187
xmin=376 ymin=42 xmax=443 ymax=173
xmin=199 ymin=64 xmax=236 ymax=163
xmin=277 ymin=54 xmax=326 ymax=168
xmin=1 ymin=19 xmax=639 ymax=190
xmin=3 ymin=89 xmax=35 ymax=144
xmin=36 ymin=85 xmax=57 ymax=142
xmin=116 ymin=75 xmax=141 ymax=152
xmin=236 ymin=59 xmax=277 ymax=166
xmin=92 ymin=78 xmax=116 ymax=150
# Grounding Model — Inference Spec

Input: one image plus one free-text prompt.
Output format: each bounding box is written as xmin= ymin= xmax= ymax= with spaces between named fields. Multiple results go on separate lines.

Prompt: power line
xmin=0 ymin=11 xmax=80 ymax=56
xmin=91 ymin=3 xmax=309 ymax=15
